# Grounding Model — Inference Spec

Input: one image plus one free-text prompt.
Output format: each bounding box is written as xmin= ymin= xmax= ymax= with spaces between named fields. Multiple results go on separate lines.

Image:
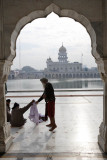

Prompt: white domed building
xmin=44 ymin=44 xmax=100 ymax=79
xmin=44 ymin=44 xmax=83 ymax=79
xmin=58 ymin=45 xmax=68 ymax=63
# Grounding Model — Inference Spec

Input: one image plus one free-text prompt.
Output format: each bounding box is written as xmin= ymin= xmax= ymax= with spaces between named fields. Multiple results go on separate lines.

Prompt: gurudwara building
xmin=8 ymin=44 xmax=100 ymax=80
xmin=44 ymin=44 xmax=100 ymax=79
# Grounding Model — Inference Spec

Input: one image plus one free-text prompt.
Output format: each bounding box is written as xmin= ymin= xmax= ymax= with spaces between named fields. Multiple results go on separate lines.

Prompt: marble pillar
xmin=98 ymin=0 xmax=107 ymax=152
xmin=0 ymin=60 xmax=13 ymax=153
xmin=97 ymin=58 xmax=107 ymax=152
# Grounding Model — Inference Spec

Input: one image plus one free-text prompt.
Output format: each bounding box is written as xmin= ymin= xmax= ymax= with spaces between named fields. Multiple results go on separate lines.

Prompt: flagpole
xmin=81 ymin=53 xmax=83 ymax=69
xmin=19 ymin=38 xmax=21 ymax=70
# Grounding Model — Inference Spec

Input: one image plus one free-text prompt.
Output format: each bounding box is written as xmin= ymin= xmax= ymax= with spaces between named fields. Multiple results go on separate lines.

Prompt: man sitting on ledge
xmin=10 ymin=100 xmax=34 ymax=127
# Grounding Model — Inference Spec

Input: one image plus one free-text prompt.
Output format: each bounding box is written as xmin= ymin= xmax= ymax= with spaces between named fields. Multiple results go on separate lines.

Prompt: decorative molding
xmin=10 ymin=3 xmax=100 ymax=62
xmin=98 ymin=122 xmax=107 ymax=152
xmin=0 ymin=60 xmax=12 ymax=83
xmin=96 ymin=58 xmax=107 ymax=81
xmin=0 ymin=0 xmax=5 ymax=59
xmin=91 ymin=22 xmax=103 ymax=57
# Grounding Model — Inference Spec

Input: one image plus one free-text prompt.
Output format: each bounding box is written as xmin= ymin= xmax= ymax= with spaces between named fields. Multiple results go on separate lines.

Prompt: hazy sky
xmin=12 ymin=12 xmax=97 ymax=70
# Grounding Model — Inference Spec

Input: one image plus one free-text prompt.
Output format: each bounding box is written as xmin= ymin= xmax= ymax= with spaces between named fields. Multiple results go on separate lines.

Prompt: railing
xmin=7 ymin=89 xmax=103 ymax=92
xmin=6 ymin=89 xmax=104 ymax=98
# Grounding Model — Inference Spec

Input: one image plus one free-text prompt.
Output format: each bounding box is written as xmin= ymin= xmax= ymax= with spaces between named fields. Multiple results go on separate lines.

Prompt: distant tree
xmin=22 ymin=66 xmax=37 ymax=73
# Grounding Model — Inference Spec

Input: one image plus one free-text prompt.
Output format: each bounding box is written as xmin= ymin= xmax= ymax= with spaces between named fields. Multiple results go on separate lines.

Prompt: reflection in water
xmin=7 ymin=79 xmax=103 ymax=91
xmin=52 ymin=79 xmax=103 ymax=89
xmin=52 ymin=80 xmax=82 ymax=88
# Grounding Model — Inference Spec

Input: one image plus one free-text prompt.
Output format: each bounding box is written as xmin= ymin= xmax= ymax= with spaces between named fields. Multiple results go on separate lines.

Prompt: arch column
xmin=0 ymin=60 xmax=12 ymax=153
xmin=97 ymin=58 xmax=107 ymax=152
xmin=98 ymin=1 xmax=107 ymax=152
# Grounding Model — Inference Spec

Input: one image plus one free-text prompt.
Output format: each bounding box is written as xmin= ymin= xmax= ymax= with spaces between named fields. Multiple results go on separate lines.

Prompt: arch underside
xmin=10 ymin=3 xmax=100 ymax=63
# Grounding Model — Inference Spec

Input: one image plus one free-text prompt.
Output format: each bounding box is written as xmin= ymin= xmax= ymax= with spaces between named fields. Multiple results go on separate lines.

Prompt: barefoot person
xmin=11 ymin=100 xmax=35 ymax=127
xmin=36 ymin=78 xmax=57 ymax=131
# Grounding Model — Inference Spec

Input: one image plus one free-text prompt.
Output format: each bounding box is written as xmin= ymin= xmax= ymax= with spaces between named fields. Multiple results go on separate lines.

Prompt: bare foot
xmin=46 ymin=124 xmax=52 ymax=127
xmin=49 ymin=125 xmax=57 ymax=131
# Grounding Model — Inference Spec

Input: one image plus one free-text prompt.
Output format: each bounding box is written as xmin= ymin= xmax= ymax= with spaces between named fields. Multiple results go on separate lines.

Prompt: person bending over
xmin=36 ymin=78 xmax=57 ymax=131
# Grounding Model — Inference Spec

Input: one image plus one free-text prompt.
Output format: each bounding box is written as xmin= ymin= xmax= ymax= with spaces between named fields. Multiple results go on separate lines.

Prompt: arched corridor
xmin=0 ymin=0 xmax=107 ymax=155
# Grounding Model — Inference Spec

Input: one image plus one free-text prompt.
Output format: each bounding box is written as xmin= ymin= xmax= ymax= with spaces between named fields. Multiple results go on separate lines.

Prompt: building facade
xmin=8 ymin=45 xmax=100 ymax=80
xmin=17 ymin=70 xmax=44 ymax=79
xmin=44 ymin=44 xmax=100 ymax=79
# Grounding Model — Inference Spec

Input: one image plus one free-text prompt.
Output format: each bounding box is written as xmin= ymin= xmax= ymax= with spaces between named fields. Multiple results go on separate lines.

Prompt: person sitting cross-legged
xmin=10 ymin=100 xmax=35 ymax=127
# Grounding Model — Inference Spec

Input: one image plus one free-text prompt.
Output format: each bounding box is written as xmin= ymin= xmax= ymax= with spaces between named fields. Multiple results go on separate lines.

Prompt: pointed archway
xmin=0 ymin=3 xmax=105 ymax=153
xmin=10 ymin=3 xmax=100 ymax=62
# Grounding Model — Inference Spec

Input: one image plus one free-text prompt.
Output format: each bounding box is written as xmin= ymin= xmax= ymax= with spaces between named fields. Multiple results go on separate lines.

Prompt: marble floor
xmin=1 ymin=95 xmax=106 ymax=159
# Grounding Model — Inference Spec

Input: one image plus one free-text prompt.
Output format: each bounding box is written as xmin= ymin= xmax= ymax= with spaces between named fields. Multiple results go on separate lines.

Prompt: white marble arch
xmin=2 ymin=3 xmax=107 ymax=153
xmin=10 ymin=3 xmax=100 ymax=62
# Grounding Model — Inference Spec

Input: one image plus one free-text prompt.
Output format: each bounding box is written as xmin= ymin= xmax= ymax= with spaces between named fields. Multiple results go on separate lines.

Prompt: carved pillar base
xmin=0 ymin=123 xmax=13 ymax=153
xmin=98 ymin=122 xmax=107 ymax=152
xmin=0 ymin=60 xmax=13 ymax=153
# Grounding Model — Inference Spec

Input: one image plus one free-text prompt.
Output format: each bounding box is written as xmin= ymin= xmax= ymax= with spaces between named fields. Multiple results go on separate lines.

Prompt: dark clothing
xmin=10 ymin=102 xmax=32 ymax=127
xmin=45 ymin=104 xmax=48 ymax=121
xmin=46 ymin=101 xmax=55 ymax=118
xmin=7 ymin=104 xmax=11 ymax=122
xmin=39 ymin=114 xmax=48 ymax=121
xmin=7 ymin=104 xmax=10 ymax=112
xmin=37 ymin=82 xmax=55 ymax=119
xmin=37 ymin=82 xmax=55 ymax=103
xmin=5 ymin=83 xmax=7 ymax=94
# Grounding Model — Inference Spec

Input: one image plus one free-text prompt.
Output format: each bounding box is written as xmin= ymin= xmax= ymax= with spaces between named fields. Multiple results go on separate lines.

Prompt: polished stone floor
xmin=1 ymin=95 xmax=106 ymax=159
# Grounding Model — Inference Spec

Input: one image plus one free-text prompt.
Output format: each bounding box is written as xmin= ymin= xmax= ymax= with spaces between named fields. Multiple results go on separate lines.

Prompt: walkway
xmin=1 ymin=94 xmax=105 ymax=159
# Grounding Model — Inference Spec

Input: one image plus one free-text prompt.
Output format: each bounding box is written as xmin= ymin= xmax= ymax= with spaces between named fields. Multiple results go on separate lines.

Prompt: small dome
xmin=47 ymin=57 xmax=51 ymax=60
xmin=47 ymin=57 xmax=52 ymax=63
xmin=59 ymin=44 xmax=66 ymax=52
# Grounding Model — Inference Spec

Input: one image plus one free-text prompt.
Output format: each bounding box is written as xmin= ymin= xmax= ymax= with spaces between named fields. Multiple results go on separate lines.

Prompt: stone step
xmin=0 ymin=157 xmax=107 ymax=160
xmin=1 ymin=153 xmax=107 ymax=160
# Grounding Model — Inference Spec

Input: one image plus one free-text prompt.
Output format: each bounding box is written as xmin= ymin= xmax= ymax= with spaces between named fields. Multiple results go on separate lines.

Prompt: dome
xmin=59 ymin=44 xmax=66 ymax=52
xmin=48 ymin=57 xmax=51 ymax=60
xmin=47 ymin=57 xmax=52 ymax=61
xmin=47 ymin=57 xmax=52 ymax=63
